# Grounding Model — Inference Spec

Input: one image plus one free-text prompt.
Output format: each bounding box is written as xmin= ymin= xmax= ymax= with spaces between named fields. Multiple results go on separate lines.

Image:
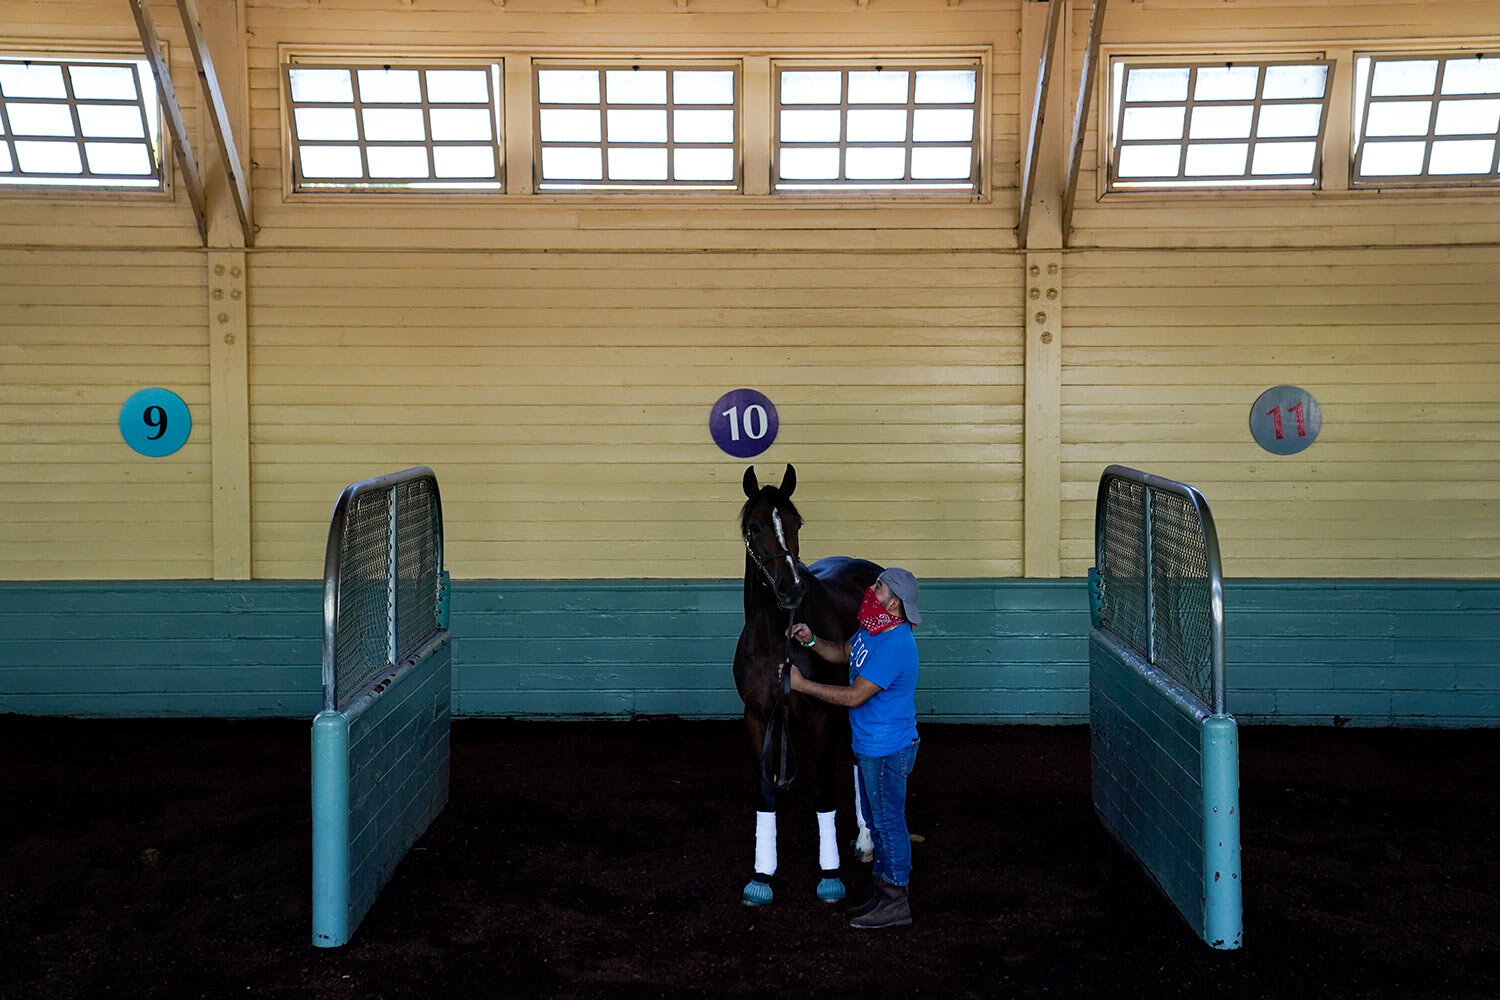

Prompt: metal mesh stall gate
xmin=1089 ymin=465 xmax=1242 ymax=949
xmin=311 ymin=467 xmax=451 ymax=948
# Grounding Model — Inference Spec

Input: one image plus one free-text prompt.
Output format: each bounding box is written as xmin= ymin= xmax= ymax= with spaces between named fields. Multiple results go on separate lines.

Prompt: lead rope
xmin=760 ymin=609 xmax=798 ymax=791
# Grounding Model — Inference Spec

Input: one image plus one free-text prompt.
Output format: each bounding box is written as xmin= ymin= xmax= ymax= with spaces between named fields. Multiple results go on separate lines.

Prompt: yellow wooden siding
xmin=1067 ymin=0 xmax=1500 ymax=248
xmin=0 ymin=250 xmax=212 ymax=579
xmin=1060 ymin=246 xmax=1500 ymax=579
xmin=249 ymin=249 xmax=1025 ymax=579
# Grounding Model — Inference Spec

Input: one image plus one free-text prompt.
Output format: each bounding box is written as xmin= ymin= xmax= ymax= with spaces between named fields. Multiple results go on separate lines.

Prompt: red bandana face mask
xmin=857 ymin=587 xmax=902 ymax=635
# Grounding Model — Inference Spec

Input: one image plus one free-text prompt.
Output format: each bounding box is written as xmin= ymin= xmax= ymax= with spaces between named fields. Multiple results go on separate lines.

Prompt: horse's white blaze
xmin=772 ymin=510 xmax=800 ymax=586
xmin=755 ymin=810 xmax=778 ymax=876
xmin=817 ymin=810 xmax=840 ymax=872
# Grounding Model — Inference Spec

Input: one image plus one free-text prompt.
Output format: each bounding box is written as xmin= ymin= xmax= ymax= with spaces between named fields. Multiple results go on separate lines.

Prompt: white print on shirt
xmin=851 ymin=635 xmax=869 ymax=673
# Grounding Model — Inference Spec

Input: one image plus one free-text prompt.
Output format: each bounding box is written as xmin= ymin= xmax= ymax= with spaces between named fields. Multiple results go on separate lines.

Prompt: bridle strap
xmin=745 ymin=534 xmax=798 ymax=588
xmin=760 ymin=609 xmax=798 ymax=791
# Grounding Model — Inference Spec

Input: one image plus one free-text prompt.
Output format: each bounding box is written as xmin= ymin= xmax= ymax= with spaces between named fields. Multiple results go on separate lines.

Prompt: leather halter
xmin=745 ymin=533 xmax=802 ymax=791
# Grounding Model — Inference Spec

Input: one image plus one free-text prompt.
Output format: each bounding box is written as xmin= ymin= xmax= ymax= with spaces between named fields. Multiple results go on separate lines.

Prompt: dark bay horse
xmin=734 ymin=463 xmax=881 ymax=906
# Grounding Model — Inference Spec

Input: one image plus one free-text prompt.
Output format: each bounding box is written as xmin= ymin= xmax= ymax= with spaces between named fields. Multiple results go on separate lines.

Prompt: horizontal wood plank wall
xmin=0 ymin=250 xmax=213 ymax=579
xmin=1060 ymin=247 xmax=1500 ymax=578
xmin=1067 ymin=0 xmax=1500 ymax=248
xmin=3 ymin=579 xmax=1495 ymax=725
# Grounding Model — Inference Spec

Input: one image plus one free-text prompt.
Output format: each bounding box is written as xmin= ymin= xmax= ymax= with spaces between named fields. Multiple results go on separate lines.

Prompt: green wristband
xmin=801 ymin=635 xmax=818 ymax=648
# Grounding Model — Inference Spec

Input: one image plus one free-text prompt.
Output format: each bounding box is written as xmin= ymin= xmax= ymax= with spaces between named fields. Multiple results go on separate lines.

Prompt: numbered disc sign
xmin=120 ymin=388 xmax=191 ymax=457
xmin=710 ymin=388 xmax=778 ymax=459
xmin=1250 ymin=385 xmax=1321 ymax=455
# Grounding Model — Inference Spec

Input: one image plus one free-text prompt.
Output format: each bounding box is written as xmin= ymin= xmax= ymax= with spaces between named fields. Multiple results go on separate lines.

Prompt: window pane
xmin=7 ymin=104 xmax=75 ymax=137
xmin=674 ymin=147 xmax=734 ymax=181
xmin=1360 ymin=140 xmax=1426 ymax=175
xmin=1365 ymin=101 xmax=1432 ymax=137
xmin=914 ymin=69 xmax=976 ymax=104
xmin=1370 ymin=60 xmax=1438 ymax=97
xmin=433 ymin=145 xmax=496 ymax=178
xmin=912 ymin=108 xmax=973 ymax=142
xmin=607 ymin=146 xmax=668 ymax=180
xmin=781 ymin=71 xmax=842 ymax=104
xmin=1429 ymin=138 xmax=1495 ymax=174
xmin=846 ymin=109 xmax=907 ymax=142
xmin=848 ymin=70 xmax=909 ymax=104
xmin=357 ymin=68 xmax=422 ymax=103
xmin=846 ymin=146 xmax=905 ymax=179
xmin=606 ymin=109 xmax=667 ymax=143
xmin=674 ymin=109 xmax=734 ymax=143
xmin=1441 ymin=57 xmax=1500 ymax=96
xmin=1257 ymin=103 xmax=1323 ymax=138
xmin=426 ymin=69 xmax=490 ymax=103
xmin=1194 ymin=65 xmax=1259 ymax=101
xmin=538 ymin=69 xmax=600 ymax=104
xmin=77 ymin=104 xmax=145 ymax=139
xmin=1262 ymin=64 xmax=1327 ymax=99
xmin=15 ymin=140 xmax=82 ymax=173
xmin=362 ymin=108 xmax=426 ymax=141
xmin=295 ymin=107 xmax=358 ymax=141
xmin=540 ymin=109 xmax=601 ymax=143
xmin=69 ymin=65 xmax=137 ymax=100
xmin=1116 ymin=144 xmax=1182 ymax=177
xmin=606 ymin=70 xmax=666 ymax=105
xmin=1125 ymin=67 xmax=1189 ymax=102
xmin=674 ymin=70 xmax=734 ymax=105
xmin=910 ymin=146 xmax=971 ymax=179
xmin=289 ymin=68 xmax=353 ymax=103
xmin=780 ymin=146 xmax=840 ymax=179
xmin=299 ymin=145 xmax=363 ymax=178
xmin=1435 ymin=98 xmax=1500 ymax=135
xmin=1183 ymin=142 xmax=1248 ymax=175
xmin=1122 ymin=106 xmax=1185 ymax=141
xmin=0 ymin=62 xmax=67 ymax=98
xmin=1188 ymin=105 xmax=1253 ymax=140
xmin=781 ymin=109 xmax=841 ymax=142
xmin=1251 ymin=141 xmax=1317 ymax=175
xmin=0 ymin=145 xmax=11 ymax=172
xmin=367 ymin=146 xmax=429 ymax=178
xmin=542 ymin=146 xmax=603 ymax=180
xmin=430 ymin=108 xmax=493 ymax=141
xmin=83 ymin=141 xmax=152 ymax=175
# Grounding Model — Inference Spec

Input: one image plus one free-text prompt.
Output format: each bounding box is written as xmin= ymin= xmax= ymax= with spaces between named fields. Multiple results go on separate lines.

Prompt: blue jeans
xmin=855 ymin=738 xmax=920 ymax=887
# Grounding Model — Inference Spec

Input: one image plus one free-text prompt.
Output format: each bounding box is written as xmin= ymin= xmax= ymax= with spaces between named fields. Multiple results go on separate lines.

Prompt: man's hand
xmin=787 ymin=623 xmax=814 ymax=646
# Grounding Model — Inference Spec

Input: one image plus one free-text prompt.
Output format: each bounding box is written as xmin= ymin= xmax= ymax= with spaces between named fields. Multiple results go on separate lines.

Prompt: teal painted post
xmin=311 ymin=710 xmax=351 ymax=947
xmin=1201 ymin=714 xmax=1242 ymax=950
xmin=437 ymin=571 xmax=451 ymax=630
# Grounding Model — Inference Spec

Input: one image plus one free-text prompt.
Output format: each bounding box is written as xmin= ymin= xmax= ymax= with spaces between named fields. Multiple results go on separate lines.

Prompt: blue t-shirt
xmin=848 ymin=624 xmax=919 ymax=757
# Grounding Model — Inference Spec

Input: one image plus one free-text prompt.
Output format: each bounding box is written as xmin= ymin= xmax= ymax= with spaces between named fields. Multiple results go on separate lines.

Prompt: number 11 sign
xmin=1250 ymin=385 xmax=1321 ymax=455
xmin=710 ymin=388 xmax=779 ymax=459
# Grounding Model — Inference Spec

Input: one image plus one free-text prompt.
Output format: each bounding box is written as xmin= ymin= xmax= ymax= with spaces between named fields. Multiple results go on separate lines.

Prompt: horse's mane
xmin=738 ymin=488 xmax=803 ymax=538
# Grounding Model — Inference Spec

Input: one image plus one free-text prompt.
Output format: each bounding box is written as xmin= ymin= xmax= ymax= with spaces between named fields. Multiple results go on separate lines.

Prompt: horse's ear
xmin=743 ymin=465 xmax=759 ymax=499
xmin=781 ymin=464 xmax=796 ymax=498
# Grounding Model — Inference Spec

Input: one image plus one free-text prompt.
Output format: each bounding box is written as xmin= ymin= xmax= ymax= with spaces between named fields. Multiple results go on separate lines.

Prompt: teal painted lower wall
xmin=2 ymin=579 xmax=1497 ymax=725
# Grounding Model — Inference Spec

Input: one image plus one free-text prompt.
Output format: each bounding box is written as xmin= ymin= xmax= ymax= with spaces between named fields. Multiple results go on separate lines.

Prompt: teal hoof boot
xmin=742 ymin=880 xmax=773 ymax=906
xmin=817 ymin=877 xmax=846 ymax=903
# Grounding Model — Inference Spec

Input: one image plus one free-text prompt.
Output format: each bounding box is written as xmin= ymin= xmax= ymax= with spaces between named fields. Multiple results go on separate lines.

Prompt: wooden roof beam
xmin=1017 ymin=0 xmax=1064 ymax=247
xmin=1062 ymin=0 xmax=1110 ymax=245
xmin=127 ymin=0 xmax=207 ymax=243
xmin=176 ymin=0 xmax=254 ymax=247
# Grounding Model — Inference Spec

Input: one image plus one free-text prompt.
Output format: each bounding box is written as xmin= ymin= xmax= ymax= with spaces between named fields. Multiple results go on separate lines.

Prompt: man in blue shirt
xmin=789 ymin=567 xmax=921 ymax=930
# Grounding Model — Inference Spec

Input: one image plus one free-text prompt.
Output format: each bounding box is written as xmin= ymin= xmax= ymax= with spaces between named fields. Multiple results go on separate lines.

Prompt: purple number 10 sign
xmin=710 ymin=388 xmax=779 ymax=458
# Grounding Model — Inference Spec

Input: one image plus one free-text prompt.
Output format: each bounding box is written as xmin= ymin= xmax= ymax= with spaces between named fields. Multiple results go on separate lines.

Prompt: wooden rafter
xmin=126 ymin=0 xmax=207 ymax=242
xmin=176 ymin=0 xmax=254 ymax=247
xmin=1062 ymin=0 xmax=1109 ymax=244
xmin=1017 ymin=0 xmax=1064 ymax=246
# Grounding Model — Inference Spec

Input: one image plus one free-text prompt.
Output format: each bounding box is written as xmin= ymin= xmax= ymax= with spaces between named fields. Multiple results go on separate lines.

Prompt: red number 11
xmin=1264 ymin=403 xmax=1308 ymax=440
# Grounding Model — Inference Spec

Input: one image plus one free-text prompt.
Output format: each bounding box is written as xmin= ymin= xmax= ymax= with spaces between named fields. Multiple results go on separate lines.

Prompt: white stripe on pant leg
xmin=755 ymin=810 xmax=777 ymax=877
xmin=817 ymin=810 xmax=840 ymax=871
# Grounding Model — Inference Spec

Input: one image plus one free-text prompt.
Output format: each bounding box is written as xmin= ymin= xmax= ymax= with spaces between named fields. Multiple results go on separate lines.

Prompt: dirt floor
xmin=1 ymin=716 xmax=1497 ymax=1000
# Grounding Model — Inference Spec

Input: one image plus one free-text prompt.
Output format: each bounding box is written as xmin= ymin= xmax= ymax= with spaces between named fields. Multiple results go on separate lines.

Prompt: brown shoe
xmin=849 ymin=880 xmax=911 ymax=929
xmin=846 ymin=878 xmax=886 ymax=918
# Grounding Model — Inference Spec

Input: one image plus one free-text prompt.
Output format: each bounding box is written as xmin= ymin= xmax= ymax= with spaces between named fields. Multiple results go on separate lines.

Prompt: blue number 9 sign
xmin=710 ymin=388 xmax=778 ymax=459
xmin=120 ymin=388 xmax=192 ymax=457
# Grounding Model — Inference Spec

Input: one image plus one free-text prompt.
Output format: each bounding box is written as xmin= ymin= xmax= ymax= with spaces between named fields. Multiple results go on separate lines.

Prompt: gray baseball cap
xmin=878 ymin=567 xmax=922 ymax=625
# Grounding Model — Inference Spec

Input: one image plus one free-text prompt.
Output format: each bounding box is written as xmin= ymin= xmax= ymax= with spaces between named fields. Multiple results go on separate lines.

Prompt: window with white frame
xmin=1353 ymin=53 xmax=1500 ymax=184
xmin=533 ymin=62 xmax=739 ymax=191
xmin=0 ymin=56 xmax=162 ymax=189
xmin=284 ymin=61 xmax=504 ymax=191
xmin=772 ymin=62 xmax=982 ymax=193
xmin=1108 ymin=58 xmax=1333 ymax=189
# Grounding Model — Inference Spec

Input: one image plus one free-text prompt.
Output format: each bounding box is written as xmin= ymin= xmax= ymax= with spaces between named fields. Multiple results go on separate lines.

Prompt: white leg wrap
xmin=755 ymin=810 xmax=778 ymax=877
xmin=817 ymin=810 xmax=840 ymax=871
